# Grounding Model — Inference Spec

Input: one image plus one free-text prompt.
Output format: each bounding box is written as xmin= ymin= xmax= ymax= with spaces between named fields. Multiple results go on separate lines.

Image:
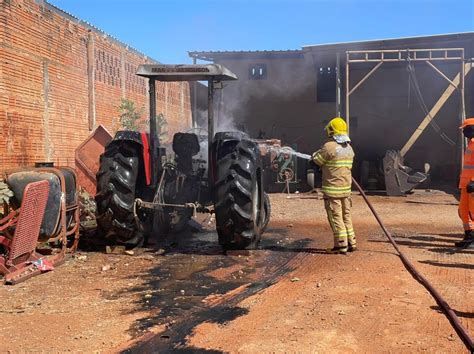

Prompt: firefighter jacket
xmin=459 ymin=138 xmax=474 ymax=189
xmin=312 ymin=139 xmax=354 ymax=198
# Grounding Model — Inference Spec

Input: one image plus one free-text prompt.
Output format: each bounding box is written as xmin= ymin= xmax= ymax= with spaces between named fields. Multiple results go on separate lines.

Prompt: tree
xmin=116 ymin=98 xmax=145 ymax=131
xmin=115 ymin=98 xmax=169 ymax=143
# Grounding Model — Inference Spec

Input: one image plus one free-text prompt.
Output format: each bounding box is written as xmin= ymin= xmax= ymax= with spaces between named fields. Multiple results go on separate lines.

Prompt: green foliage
xmin=117 ymin=98 xmax=145 ymax=131
xmin=0 ymin=181 xmax=14 ymax=218
xmin=115 ymin=98 xmax=170 ymax=143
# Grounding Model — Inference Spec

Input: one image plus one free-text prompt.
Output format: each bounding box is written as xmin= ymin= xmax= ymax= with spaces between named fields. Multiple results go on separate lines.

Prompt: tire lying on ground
xmin=95 ymin=138 xmax=152 ymax=248
xmin=213 ymin=132 xmax=269 ymax=250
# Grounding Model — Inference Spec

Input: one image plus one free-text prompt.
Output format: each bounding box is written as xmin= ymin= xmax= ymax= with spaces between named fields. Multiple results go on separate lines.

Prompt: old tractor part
xmin=1 ymin=166 xmax=80 ymax=284
xmin=5 ymin=167 xmax=80 ymax=253
xmin=75 ymin=125 xmax=113 ymax=196
xmin=353 ymin=177 xmax=473 ymax=352
xmin=213 ymin=132 xmax=267 ymax=250
xmin=383 ymin=150 xmax=429 ymax=196
xmin=0 ymin=180 xmax=50 ymax=284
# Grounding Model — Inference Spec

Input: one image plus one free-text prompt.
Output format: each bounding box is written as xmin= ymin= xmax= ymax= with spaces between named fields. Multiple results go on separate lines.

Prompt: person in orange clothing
xmin=457 ymin=118 xmax=474 ymax=248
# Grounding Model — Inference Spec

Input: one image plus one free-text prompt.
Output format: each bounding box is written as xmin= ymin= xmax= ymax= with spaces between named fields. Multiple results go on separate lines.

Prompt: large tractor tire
xmin=261 ymin=192 xmax=271 ymax=233
xmin=213 ymin=133 xmax=267 ymax=250
xmin=95 ymin=140 xmax=149 ymax=247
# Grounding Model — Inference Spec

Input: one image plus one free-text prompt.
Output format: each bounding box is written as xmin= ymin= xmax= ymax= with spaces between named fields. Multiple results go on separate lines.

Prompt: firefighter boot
xmin=348 ymin=244 xmax=357 ymax=252
xmin=455 ymin=230 xmax=474 ymax=248
xmin=326 ymin=246 xmax=348 ymax=254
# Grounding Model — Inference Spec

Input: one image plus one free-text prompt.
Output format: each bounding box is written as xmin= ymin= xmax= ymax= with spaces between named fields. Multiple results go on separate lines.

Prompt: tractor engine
xmin=159 ymin=133 xmax=205 ymax=232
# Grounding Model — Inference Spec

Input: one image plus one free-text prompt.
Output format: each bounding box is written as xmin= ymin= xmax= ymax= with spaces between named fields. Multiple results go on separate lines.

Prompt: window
xmin=249 ymin=64 xmax=267 ymax=80
xmin=317 ymin=66 xmax=336 ymax=102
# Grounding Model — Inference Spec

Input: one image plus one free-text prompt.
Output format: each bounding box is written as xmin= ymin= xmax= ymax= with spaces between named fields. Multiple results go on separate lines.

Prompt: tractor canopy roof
xmin=136 ymin=64 xmax=237 ymax=81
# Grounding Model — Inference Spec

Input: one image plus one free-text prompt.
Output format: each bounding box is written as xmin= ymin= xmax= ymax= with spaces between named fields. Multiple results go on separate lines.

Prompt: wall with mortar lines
xmin=0 ymin=0 xmax=192 ymax=170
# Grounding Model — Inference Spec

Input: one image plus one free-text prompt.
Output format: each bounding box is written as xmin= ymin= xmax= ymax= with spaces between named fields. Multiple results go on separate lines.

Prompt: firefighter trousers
xmin=458 ymin=188 xmax=474 ymax=231
xmin=324 ymin=196 xmax=356 ymax=249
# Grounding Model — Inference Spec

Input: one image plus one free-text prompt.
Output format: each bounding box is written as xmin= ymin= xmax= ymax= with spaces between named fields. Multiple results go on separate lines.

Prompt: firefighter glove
xmin=467 ymin=181 xmax=474 ymax=193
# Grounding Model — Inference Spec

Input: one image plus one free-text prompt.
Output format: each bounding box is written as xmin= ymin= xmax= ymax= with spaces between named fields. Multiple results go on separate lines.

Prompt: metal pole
xmin=460 ymin=54 xmax=466 ymax=122
xmin=208 ymin=79 xmax=215 ymax=183
xmin=345 ymin=52 xmax=350 ymax=133
xmin=460 ymin=56 xmax=466 ymax=182
xmin=149 ymin=78 xmax=158 ymax=185
xmin=192 ymin=56 xmax=198 ymax=128
xmin=336 ymin=52 xmax=341 ymax=117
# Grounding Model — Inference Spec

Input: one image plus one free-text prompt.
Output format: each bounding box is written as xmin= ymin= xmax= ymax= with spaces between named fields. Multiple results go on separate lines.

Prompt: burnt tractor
xmin=95 ymin=64 xmax=270 ymax=250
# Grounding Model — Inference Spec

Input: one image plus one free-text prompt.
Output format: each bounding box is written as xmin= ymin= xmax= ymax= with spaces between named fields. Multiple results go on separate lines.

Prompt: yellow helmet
xmin=325 ymin=117 xmax=348 ymax=137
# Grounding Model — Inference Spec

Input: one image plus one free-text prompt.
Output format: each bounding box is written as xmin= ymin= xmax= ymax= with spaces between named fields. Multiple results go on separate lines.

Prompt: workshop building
xmin=190 ymin=32 xmax=474 ymax=186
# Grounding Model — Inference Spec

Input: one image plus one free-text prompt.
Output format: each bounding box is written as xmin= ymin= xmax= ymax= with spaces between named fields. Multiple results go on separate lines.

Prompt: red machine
xmin=0 ymin=167 xmax=80 ymax=284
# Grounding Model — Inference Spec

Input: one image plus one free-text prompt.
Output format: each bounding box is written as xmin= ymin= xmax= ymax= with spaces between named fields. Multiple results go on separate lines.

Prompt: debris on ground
xmin=0 ymin=194 xmax=470 ymax=352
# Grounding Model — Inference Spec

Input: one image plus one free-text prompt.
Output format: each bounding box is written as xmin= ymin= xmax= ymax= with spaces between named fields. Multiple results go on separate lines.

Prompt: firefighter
xmin=312 ymin=117 xmax=355 ymax=254
xmin=456 ymin=118 xmax=474 ymax=249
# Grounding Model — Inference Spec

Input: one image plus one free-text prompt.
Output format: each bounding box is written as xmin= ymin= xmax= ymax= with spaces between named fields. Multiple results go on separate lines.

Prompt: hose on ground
xmin=352 ymin=177 xmax=474 ymax=351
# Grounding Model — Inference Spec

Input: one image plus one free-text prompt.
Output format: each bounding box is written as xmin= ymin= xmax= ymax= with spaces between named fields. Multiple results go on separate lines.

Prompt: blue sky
xmin=49 ymin=0 xmax=473 ymax=64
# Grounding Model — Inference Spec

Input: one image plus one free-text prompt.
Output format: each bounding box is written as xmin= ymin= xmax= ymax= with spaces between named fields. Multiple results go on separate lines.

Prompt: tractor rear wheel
xmin=214 ymin=138 xmax=264 ymax=250
xmin=95 ymin=140 xmax=148 ymax=247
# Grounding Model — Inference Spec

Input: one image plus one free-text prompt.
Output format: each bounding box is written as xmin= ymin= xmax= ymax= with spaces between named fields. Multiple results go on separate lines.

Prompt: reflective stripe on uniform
xmin=323 ymin=185 xmax=352 ymax=190
xmin=463 ymin=165 xmax=474 ymax=170
xmin=334 ymin=230 xmax=348 ymax=236
xmin=322 ymin=185 xmax=352 ymax=196
xmin=326 ymin=160 xmax=353 ymax=168
xmin=312 ymin=152 xmax=327 ymax=166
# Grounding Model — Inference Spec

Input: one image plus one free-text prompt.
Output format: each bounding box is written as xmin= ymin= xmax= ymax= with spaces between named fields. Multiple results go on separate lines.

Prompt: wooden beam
xmin=400 ymin=62 xmax=471 ymax=157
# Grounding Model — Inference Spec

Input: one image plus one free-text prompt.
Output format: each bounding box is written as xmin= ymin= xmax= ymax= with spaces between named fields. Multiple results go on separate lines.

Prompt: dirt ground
xmin=1 ymin=191 xmax=472 ymax=352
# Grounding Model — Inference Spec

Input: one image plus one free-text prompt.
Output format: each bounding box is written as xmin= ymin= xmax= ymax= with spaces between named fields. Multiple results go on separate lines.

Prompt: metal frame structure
xmin=136 ymin=64 xmax=237 ymax=185
xmin=345 ymin=48 xmax=467 ymax=158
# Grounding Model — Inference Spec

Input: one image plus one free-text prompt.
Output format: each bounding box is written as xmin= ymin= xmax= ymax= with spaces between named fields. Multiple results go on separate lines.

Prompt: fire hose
xmin=352 ymin=177 xmax=474 ymax=351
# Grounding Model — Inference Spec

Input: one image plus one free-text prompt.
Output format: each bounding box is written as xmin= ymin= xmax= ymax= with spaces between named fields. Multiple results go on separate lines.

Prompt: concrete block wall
xmin=0 ymin=0 xmax=191 ymax=170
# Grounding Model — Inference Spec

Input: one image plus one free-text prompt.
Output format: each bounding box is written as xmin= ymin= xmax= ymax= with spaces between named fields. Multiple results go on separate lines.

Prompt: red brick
xmin=0 ymin=0 xmax=192 ymax=171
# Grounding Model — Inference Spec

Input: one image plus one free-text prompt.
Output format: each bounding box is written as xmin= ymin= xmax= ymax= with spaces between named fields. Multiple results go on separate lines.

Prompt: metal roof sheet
xmin=136 ymin=64 xmax=237 ymax=81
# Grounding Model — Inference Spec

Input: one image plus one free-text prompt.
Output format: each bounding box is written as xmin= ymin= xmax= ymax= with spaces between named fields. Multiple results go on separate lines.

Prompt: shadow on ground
xmin=419 ymin=260 xmax=474 ymax=270
xmin=431 ymin=306 xmax=474 ymax=319
xmin=105 ymin=225 xmax=314 ymax=352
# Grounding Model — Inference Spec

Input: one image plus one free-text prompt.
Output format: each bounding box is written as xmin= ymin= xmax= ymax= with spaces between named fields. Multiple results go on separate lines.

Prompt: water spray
xmin=258 ymin=144 xmax=312 ymax=161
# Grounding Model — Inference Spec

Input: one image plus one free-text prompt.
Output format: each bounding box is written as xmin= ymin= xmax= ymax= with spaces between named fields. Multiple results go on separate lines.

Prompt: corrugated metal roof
xmin=302 ymin=32 xmax=474 ymax=51
xmin=189 ymin=49 xmax=301 ymax=55
xmin=188 ymin=49 xmax=303 ymax=61
xmin=190 ymin=32 xmax=474 ymax=60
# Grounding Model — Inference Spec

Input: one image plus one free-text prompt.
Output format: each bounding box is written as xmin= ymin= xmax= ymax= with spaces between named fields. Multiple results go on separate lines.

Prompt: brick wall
xmin=0 ymin=0 xmax=192 ymax=170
